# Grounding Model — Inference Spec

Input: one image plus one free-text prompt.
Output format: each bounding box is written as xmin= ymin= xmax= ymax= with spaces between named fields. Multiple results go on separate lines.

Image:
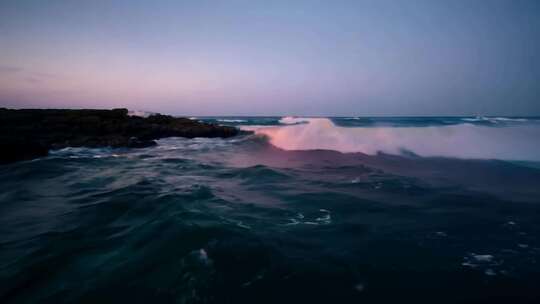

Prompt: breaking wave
xmin=461 ymin=116 xmax=532 ymax=124
xmin=278 ymin=116 xmax=310 ymax=125
xmin=217 ymin=119 xmax=248 ymax=123
xmin=128 ymin=110 xmax=155 ymax=117
xmin=246 ymin=118 xmax=540 ymax=161
xmin=3 ymin=115 xmax=540 ymax=303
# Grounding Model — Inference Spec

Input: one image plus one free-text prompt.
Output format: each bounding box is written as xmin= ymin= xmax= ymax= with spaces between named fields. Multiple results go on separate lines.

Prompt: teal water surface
xmin=1 ymin=117 xmax=540 ymax=303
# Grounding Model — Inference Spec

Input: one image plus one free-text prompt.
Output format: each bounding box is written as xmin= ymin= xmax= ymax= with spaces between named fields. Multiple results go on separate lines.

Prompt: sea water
xmin=1 ymin=116 xmax=540 ymax=303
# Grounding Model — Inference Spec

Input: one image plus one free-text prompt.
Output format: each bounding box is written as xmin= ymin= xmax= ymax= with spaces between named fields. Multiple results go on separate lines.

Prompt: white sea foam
xmin=462 ymin=253 xmax=500 ymax=274
xmin=491 ymin=117 xmax=529 ymax=122
xmin=471 ymin=254 xmax=494 ymax=262
xmin=217 ymin=119 xmax=247 ymax=123
xmin=246 ymin=117 xmax=540 ymax=161
xmin=284 ymin=210 xmax=332 ymax=226
xmin=461 ymin=116 xmax=531 ymax=124
xmin=315 ymin=213 xmax=331 ymax=224
xmin=351 ymin=177 xmax=361 ymax=184
xmin=193 ymin=248 xmax=212 ymax=266
xmin=485 ymin=269 xmax=496 ymax=276
xmin=198 ymin=248 xmax=208 ymax=262
xmin=278 ymin=116 xmax=310 ymax=125
xmin=128 ymin=110 xmax=154 ymax=117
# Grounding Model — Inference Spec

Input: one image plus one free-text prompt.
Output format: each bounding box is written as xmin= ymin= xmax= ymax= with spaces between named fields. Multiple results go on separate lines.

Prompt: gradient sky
xmin=1 ymin=0 xmax=539 ymax=116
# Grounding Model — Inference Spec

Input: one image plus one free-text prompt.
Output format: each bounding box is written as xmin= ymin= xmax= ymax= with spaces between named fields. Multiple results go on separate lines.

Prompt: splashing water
xmin=245 ymin=118 xmax=540 ymax=161
xmin=2 ymin=116 xmax=540 ymax=303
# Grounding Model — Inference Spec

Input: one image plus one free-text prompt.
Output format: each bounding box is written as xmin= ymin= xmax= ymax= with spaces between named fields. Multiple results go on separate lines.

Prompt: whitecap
xmin=193 ymin=248 xmax=212 ymax=266
xmin=128 ymin=110 xmax=154 ymax=117
xmin=236 ymin=221 xmax=251 ymax=230
xmin=252 ymin=117 xmax=540 ymax=161
xmin=351 ymin=177 xmax=361 ymax=184
xmin=471 ymin=254 xmax=494 ymax=262
xmin=315 ymin=214 xmax=331 ymax=224
xmin=285 ymin=218 xmax=300 ymax=226
xmin=485 ymin=269 xmax=496 ymax=276
xmin=217 ymin=119 xmax=247 ymax=123
xmin=462 ymin=262 xmax=477 ymax=268
xmin=284 ymin=210 xmax=332 ymax=226
xmin=279 ymin=116 xmax=310 ymax=125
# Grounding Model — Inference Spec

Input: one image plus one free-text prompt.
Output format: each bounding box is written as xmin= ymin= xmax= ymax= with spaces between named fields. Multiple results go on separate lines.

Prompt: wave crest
xmin=279 ymin=116 xmax=310 ymax=125
xmin=247 ymin=118 xmax=540 ymax=161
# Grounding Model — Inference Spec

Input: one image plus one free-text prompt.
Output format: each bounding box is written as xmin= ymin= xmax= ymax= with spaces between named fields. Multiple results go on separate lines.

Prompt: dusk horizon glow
xmin=3 ymin=2 xmax=540 ymax=301
xmin=1 ymin=0 xmax=539 ymax=116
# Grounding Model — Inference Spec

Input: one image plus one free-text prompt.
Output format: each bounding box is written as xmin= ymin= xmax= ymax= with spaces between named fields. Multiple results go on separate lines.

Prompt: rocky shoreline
xmin=0 ymin=108 xmax=239 ymax=164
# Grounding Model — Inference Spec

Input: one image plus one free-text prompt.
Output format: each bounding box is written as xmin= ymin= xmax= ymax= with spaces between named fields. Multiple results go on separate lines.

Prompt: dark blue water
xmin=1 ymin=117 xmax=540 ymax=303
xmin=196 ymin=115 xmax=540 ymax=128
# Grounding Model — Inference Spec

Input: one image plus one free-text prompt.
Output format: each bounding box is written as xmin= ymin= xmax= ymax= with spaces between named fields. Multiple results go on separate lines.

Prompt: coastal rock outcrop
xmin=0 ymin=108 xmax=239 ymax=164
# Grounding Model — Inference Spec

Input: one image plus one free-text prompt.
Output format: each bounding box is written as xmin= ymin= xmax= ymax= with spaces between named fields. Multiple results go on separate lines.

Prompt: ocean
xmin=1 ymin=116 xmax=540 ymax=303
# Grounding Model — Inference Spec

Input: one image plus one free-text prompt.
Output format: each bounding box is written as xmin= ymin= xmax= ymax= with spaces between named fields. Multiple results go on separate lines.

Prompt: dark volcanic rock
xmin=0 ymin=108 xmax=239 ymax=164
xmin=0 ymin=140 xmax=49 ymax=164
